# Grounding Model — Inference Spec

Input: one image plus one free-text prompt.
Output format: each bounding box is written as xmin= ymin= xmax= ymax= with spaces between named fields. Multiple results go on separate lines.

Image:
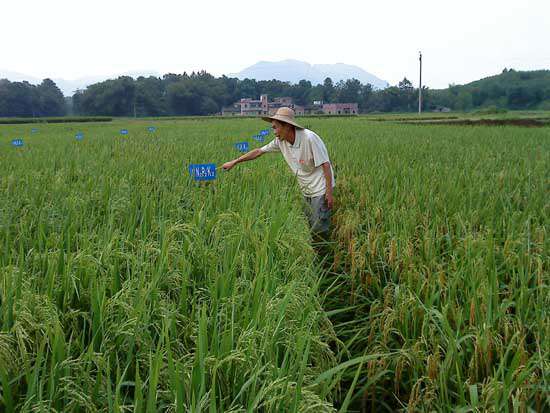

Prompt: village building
xmin=222 ymin=95 xmax=359 ymax=116
xmin=432 ymin=106 xmax=451 ymax=113
xmin=221 ymin=102 xmax=241 ymax=116
xmin=322 ymin=102 xmax=359 ymax=115
xmin=239 ymin=94 xmax=268 ymax=116
xmin=268 ymin=96 xmax=295 ymax=114
xmin=303 ymin=101 xmax=325 ymax=115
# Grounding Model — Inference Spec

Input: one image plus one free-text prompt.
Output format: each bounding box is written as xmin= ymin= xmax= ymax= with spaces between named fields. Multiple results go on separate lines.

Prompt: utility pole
xmin=418 ymin=51 xmax=423 ymax=114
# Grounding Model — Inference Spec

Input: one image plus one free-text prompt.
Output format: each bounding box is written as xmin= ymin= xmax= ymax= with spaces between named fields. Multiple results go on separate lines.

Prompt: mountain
xmin=230 ymin=59 xmax=388 ymax=89
xmin=1 ymin=61 xmax=388 ymax=95
xmin=0 ymin=69 xmax=161 ymax=96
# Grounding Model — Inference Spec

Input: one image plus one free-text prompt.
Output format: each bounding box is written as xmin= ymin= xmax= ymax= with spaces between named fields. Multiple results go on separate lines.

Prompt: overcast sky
xmin=2 ymin=0 xmax=549 ymax=88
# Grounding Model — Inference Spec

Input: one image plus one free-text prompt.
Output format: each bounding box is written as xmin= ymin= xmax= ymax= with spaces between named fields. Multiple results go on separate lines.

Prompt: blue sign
xmin=235 ymin=141 xmax=249 ymax=152
xmin=189 ymin=164 xmax=217 ymax=181
xmin=75 ymin=132 xmax=84 ymax=141
xmin=120 ymin=129 xmax=129 ymax=135
xmin=11 ymin=139 xmax=24 ymax=147
xmin=260 ymin=129 xmax=270 ymax=136
xmin=253 ymin=135 xmax=264 ymax=143
xmin=31 ymin=128 xmax=38 ymax=133
xmin=148 ymin=126 xmax=156 ymax=132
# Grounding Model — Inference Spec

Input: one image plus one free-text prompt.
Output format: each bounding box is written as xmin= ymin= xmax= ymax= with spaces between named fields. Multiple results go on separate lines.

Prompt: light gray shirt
xmin=260 ymin=128 xmax=335 ymax=197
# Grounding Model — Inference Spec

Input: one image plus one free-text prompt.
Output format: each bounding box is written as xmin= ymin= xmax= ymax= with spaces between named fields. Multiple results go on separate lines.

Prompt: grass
xmin=0 ymin=117 xmax=548 ymax=412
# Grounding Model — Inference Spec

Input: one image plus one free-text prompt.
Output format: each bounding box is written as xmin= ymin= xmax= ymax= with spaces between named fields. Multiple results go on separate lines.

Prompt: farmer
xmin=222 ymin=107 xmax=335 ymax=238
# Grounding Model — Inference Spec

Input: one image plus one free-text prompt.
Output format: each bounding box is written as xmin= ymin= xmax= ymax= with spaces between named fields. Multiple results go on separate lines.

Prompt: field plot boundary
xmin=400 ymin=118 xmax=550 ymax=127
xmin=0 ymin=116 xmax=113 ymax=124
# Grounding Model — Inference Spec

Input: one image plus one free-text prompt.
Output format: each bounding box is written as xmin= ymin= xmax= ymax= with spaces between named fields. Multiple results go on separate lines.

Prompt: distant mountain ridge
xmin=230 ymin=59 xmax=389 ymax=89
xmin=1 ymin=61 xmax=388 ymax=96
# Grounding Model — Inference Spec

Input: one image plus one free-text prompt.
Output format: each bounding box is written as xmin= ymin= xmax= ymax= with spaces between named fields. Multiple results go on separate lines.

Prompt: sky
xmin=2 ymin=0 xmax=549 ymax=88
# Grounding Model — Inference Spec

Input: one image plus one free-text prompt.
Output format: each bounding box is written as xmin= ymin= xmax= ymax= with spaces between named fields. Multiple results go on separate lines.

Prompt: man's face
xmin=271 ymin=120 xmax=288 ymax=139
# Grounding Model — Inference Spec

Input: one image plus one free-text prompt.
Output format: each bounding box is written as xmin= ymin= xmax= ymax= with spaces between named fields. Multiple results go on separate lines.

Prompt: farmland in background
xmin=0 ymin=117 xmax=548 ymax=412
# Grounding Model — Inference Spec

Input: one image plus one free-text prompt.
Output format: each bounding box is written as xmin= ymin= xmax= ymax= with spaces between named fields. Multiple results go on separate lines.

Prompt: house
xmin=221 ymin=102 xmax=241 ymax=116
xmin=267 ymin=96 xmax=295 ymax=114
xmin=293 ymin=105 xmax=305 ymax=115
xmin=240 ymin=94 xmax=269 ymax=116
xmin=225 ymin=95 xmax=359 ymax=116
xmin=322 ymin=103 xmax=359 ymax=115
xmin=304 ymin=101 xmax=324 ymax=115
xmin=239 ymin=95 xmax=300 ymax=116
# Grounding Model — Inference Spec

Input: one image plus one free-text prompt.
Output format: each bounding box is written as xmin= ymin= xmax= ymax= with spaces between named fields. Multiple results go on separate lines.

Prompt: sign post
xmin=188 ymin=164 xmax=217 ymax=181
xmin=234 ymin=142 xmax=249 ymax=152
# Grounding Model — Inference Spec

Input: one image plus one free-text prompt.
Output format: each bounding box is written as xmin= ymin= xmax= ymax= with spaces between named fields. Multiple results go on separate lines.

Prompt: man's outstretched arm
xmin=222 ymin=148 xmax=265 ymax=170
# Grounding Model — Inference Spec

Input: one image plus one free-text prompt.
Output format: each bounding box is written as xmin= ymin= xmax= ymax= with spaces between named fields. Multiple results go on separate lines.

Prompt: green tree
xmin=239 ymin=78 xmax=258 ymax=99
xmin=78 ymin=76 xmax=136 ymax=116
xmin=166 ymin=82 xmax=194 ymax=115
xmin=336 ymin=79 xmax=362 ymax=104
xmin=290 ymin=79 xmax=312 ymax=105
xmin=0 ymin=80 xmax=36 ymax=117
xmin=398 ymin=77 xmax=413 ymax=91
xmin=36 ymin=78 xmax=66 ymax=116
xmin=323 ymin=77 xmax=335 ymax=102
xmin=135 ymin=76 xmax=167 ymax=116
xmin=360 ymin=83 xmax=374 ymax=112
xmin=456 ymin=90 xmax=473 ymax=111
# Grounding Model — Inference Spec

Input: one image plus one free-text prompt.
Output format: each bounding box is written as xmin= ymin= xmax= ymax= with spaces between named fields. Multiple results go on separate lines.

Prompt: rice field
xmin=0 ymin=117 xmax=548 ymax=412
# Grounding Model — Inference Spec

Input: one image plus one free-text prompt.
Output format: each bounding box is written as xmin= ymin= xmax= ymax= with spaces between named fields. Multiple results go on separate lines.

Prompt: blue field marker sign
xmin=75 ymin=132 xmax=84 ymax=141
xmin=148 ymin=126 xmax=156 ymax=132
xmin=253 ymin=134 xmax=264 ymax=143
xmin=235 ymin=141 xmax=249 ymax=152
xmin=120 ymin=129 xmax=129 ymax=135
xmin=31 ymin=128 xmax=38 ymax=134
xmin=11 ymin=139 xmax=24 ymax=147
xmin=188 ymin=164 xmax=217 ymax=181
xmin=260 ymin=129 xmax=270 ymax=136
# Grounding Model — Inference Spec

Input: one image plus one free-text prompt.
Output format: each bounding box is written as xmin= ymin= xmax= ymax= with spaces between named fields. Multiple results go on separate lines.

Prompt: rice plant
xmin=0 ymin=118 xmax=548 ymax=412
xmin=319 ymin=119 xmax=549 ymax=412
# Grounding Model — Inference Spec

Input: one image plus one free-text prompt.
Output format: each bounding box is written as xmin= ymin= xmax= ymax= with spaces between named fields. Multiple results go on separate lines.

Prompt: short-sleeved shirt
xmin=260 ymin=128 xmax=335 ymax=197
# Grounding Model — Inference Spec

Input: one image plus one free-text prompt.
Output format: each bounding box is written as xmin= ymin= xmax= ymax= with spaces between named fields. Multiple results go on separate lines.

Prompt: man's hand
xmin=223 ymin=149 xmax=264 ymax=171
xmin=325 ymin=191 xmax=334 ymax=210
xmin=321 ymin=162 xmax=334 ymax=209
xmin=222 ymin=160 xmax=237 ymax=171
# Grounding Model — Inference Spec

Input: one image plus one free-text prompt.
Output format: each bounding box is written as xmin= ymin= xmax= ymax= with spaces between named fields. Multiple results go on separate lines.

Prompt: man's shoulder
xmin=301 ymin=128 xmax=317 ymax=139
xmin=302 ymin=128 xmax=324 ymax=144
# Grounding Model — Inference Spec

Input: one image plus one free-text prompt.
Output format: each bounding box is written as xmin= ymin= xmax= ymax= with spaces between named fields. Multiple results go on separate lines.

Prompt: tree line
xmin=429 ymin=69 xmax=550 ymax=111
xmin=0 ymin=79 xmax=66 ymax=117
xmin=1 ymin=69 xmax=549 ymax=118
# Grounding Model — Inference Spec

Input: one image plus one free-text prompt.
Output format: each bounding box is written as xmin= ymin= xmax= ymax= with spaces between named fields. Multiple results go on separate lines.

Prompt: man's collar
xmin=290 ymin=128 xmax=302 ymax=148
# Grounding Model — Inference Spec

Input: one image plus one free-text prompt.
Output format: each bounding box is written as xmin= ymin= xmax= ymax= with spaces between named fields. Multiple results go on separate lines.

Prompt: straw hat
xmin=262 ymin=107 xmax=304 ymax=129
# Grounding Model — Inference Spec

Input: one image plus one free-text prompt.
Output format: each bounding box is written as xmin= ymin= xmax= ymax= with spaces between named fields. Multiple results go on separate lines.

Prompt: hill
xmin=429 ymin=69 xmax=550 ymax=110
